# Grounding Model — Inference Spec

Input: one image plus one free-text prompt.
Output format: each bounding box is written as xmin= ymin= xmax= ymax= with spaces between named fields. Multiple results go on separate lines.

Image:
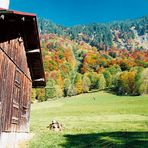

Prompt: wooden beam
xmin=33 ymin=78 xmax=45 ymax=82
xmin=26 ymin=49 xmax=40 ymax=53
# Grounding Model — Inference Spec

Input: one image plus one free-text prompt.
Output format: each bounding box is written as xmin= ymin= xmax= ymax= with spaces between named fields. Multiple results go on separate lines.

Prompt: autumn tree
xmin=103 ymin=70 xmax=112 ymax=88
xmin=139 ymin=68 xmax=148 ymax=94
xmin=36 ymin=88 xmax=46 ymax=102
xmin=114 ymin=69 xmax=143 ymax=95
xmin=64 ymin=78 xmax=71 ymax=97
xmin=107 ymin=65 xmax=121 ymax=75
xmin=82 ymin=74 xmax=91 ymax=93
xmin=45 ymin=78 xmax=64 ymax=99
xmin=96 ymin=74 xmax=106 ymax=90
xmin=74 ymin=73 xmax=83 ymax=94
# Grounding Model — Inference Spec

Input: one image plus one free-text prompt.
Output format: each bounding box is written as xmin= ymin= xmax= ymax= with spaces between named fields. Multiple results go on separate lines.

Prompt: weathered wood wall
xmin=0 ymin=39 xmax=31 ymax=78
xmin=0 ymin=38 xmax=32 ymax=133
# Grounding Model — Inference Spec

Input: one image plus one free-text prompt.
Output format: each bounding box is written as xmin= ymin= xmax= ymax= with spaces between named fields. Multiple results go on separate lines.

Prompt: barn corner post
xmin=0 ymin=8 xmax=45 ymax=147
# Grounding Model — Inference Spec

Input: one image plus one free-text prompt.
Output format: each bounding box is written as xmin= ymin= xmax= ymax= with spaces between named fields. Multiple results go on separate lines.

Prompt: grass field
xmin=29 ymin=91 xmax=148 ymax=148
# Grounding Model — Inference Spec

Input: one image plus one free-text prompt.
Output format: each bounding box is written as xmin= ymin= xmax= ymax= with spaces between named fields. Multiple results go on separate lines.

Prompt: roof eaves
xmin=0 ymin=8 xmax=36 ymax=17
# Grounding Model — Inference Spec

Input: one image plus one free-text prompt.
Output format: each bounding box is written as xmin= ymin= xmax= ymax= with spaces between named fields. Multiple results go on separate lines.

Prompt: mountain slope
xmin=38 ymin=16 xmax=148 ymax=50
xmin=33 ymin=17 xmax=148 ymax=101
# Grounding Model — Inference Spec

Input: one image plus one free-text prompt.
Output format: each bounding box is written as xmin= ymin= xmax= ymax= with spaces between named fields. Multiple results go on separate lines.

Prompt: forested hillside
xmin=33 ymin=32 xmax=148 ymax=101
xmin=32 ymin=16 xmax=148 ymax=101
xmin=38 ymin=16 xmax=148 ymax=50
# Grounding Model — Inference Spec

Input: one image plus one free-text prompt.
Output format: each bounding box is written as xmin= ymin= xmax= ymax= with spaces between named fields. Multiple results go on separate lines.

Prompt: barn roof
xmin=0 ymin=8 xmax=45 ymax=87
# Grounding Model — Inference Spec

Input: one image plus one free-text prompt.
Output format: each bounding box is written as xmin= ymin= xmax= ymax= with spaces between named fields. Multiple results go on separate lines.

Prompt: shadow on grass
xmin=61 ymin=131 xmax=148 ymax=148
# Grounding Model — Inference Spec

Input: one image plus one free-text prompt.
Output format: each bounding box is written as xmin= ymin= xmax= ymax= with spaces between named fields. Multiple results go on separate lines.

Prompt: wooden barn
xmin=0 ymin=8 xmax=45 ymax=136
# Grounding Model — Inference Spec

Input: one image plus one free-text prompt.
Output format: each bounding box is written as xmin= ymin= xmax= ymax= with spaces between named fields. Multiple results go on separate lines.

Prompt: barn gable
xmin=0 ymin=8 xmax=45 ymax=87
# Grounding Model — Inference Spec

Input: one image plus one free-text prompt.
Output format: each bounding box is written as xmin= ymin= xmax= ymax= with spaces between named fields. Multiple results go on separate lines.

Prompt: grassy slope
xmin=29 ymin=92 xmax=148 ymax=148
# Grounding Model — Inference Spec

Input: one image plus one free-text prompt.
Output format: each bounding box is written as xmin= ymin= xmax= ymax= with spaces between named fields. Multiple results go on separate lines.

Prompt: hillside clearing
xmin=29 ymin=92 xmax=148 ymax=148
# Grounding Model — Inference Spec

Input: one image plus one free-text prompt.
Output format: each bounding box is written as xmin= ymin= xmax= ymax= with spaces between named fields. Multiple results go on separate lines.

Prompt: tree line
xmin=32 ymin=34 xmax=148 ymax=101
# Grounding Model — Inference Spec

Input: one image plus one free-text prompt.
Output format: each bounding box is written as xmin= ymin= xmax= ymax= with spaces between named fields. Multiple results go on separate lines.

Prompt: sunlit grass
xmin=29 ymin=91 xmax=148 ymax=147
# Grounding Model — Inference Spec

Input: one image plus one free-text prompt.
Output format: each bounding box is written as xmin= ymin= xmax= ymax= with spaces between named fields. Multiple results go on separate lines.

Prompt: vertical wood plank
xmin=0 ymin=38 xmax=32 ymax=133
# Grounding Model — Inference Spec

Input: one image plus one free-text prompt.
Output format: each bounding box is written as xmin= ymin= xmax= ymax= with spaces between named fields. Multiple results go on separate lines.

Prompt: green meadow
xmin=29 ymin=92 xmax=148 ymax=148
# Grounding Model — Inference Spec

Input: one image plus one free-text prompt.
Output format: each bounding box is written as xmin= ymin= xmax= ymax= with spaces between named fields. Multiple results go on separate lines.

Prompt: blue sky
xmin=10 ymin=0 xmax=148 ymax=26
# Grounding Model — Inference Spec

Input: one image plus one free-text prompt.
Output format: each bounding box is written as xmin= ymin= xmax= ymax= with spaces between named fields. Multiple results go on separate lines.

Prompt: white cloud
xmin=0 ymin=0 xmax=10 ymax=9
